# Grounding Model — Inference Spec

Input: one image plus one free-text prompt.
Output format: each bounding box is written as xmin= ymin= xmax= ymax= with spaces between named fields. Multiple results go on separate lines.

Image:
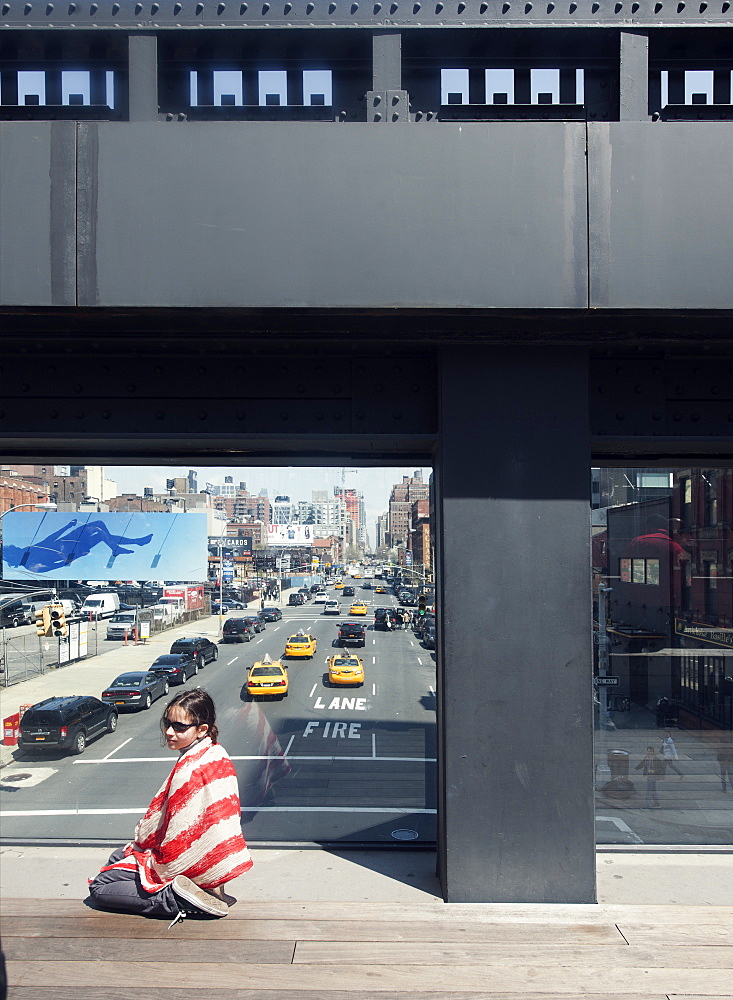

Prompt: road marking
xmin=227 ymin=658 xmax=237 ymax=665
xmin=101 ymin=737 xmax=133 ymax=761
xmin=256 ymin=638 xmax=264 ymax=643
xmin=372 ymin=639 xmax=376 ymax=645
xmin=284 ymin=735 xmax=295 ymax=756
xmin=309 ymin=683 xmax=318 ymax=697
xmin=372 ymin=732 xmax=377 ymax=758
xmin=410 ymin=640 xmax=415 ymax=647
xmin=372 ymin=683 xmax=376 ymax=696
xmin=417 ymin=657 xmax=423 ymax=665
xmin=429 ymin=685 xmax=435 ymax=695
xmin=2 ymin=806 xmax=436 ymax=817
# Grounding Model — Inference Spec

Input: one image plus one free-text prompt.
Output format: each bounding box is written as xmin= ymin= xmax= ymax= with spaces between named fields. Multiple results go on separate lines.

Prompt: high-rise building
xmin=334 ymin=487 xmax=366 ymax=548
xmin=387 ymin=470 xmax=429 ymax=548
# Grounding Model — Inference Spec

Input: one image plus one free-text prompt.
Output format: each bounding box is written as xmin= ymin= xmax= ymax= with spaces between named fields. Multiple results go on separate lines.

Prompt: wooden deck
xmin=3 ymin=898 xmax=733 ymax=999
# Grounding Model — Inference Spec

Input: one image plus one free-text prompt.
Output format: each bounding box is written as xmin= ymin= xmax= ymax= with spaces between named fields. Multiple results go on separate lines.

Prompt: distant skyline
xmin=106 ymin=466 xmax=432 ymax=543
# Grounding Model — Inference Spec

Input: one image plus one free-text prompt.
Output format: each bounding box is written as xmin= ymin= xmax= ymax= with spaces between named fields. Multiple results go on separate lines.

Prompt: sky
xmin=106 ymin=466 xmax=432 ymax=543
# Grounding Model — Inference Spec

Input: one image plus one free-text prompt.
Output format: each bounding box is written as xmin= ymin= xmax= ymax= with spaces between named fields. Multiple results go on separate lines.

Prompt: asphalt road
xmin=0 ymin=584 xmax=437 ymax=845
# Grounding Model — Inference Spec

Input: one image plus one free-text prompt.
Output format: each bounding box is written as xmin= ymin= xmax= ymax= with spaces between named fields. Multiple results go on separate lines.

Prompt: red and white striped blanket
xmin=99 ymin=736 xmax=253 ymax=892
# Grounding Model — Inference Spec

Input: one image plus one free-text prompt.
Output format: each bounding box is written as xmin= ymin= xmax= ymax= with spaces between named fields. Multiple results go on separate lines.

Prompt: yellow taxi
xmin=327 ymin=654 xmax=364 ymax=687
xmin=375 ymin=584 xmax=387 ymax=594
xmin=246 ymin=656 xmax=288 ymax=700
xmin=333 ymin=581 xmax=344 ymax=590
xmin=352 ymin=573 xmax=361 ymax=579
xmin=284 ymin=631 xmax=317 ymax=658
xmin=349 ymin=602 xmax=368 ymax=616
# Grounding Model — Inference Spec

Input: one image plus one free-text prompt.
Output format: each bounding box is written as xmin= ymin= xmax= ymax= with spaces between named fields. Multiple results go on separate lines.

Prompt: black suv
xmin=149 ymin=652 xmax=199 ymax=684
xmin=342 ymin=586 xmax=355 ymax=597
xmin=169 ymin=636 xmax=219 ymax=667
xmin=19 ymin=696 xmax=118 ymax=756
xmin=338 ymin=621 xmax=366 ymax=647
xmin=222 ymin=617 xmax=256 ymax=643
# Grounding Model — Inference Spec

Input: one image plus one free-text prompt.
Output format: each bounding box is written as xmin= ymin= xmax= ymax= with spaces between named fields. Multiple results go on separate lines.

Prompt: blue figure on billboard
xmin=3 ymin=519 xmax=153 ymax=575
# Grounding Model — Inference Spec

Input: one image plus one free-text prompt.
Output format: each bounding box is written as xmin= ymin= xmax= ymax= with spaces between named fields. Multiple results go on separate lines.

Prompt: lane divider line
xmin=73 ymin=754 xmax=437 ymax=764
xmin=101 ymin=737 xmax=133 ymax=761
xmin=3 ymin=806 xmax=437 ymax=818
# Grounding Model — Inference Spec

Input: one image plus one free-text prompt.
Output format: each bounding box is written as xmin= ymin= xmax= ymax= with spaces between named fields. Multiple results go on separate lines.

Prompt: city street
xmin=1 ymin=585 xmax=437 ymax=845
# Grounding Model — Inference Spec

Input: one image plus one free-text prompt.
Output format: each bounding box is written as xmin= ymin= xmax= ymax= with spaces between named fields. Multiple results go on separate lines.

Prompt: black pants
xmin=89 ymin=847 xmax=179 ymax=917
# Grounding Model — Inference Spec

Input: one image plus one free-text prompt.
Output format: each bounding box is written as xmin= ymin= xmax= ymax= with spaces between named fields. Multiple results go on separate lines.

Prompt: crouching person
xmin=89 ymin=689 xmax=252 ymax=927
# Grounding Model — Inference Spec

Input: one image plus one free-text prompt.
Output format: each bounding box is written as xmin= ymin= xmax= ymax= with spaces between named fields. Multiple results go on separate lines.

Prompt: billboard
xmin=2 ymin=511 xmax=208 ymax=581
xmin=266 ymin=524 xmax=313 ymax=546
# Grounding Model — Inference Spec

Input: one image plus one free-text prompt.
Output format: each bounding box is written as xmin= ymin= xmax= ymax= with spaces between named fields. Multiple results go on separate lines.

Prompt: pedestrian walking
xmin=716 ymin=743 xmax=733 ymax=793
xmin=660 ymin=729 xmax=683 ymax=778
xmin=634 ymin=745 xmax=664 ymax=808
xmin=89 ymin=689 xmax=252 ymax=926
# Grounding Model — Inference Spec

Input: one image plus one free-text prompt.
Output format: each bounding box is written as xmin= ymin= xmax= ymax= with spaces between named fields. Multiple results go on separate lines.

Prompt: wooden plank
xmin=1 ymin=991 xmax=674 ymax=1000
xmin=292 ymin=941 xmax=733 ymax=969
xmin=0 ymin=916 xmax=624 ymax=943
xmin=618 ymin=924 xmax=733 ymax=947
xmin=3 ymin=898 xmax=733 ymax=926
xmin=3 ymin=936 xmax=295 ymax=964
xmin=8 ymin=960 xmax=733 ymax=994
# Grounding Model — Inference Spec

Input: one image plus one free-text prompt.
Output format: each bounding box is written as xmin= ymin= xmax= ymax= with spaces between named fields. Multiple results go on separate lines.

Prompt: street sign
xmin=596 ymin=676 xmax=620 ymax=686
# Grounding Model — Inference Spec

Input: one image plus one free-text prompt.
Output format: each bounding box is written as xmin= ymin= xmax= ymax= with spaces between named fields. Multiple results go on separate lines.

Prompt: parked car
xmin=258 ymin=607 xmax=282 ymax=623
xmin=169 ymin=636 xmax=219 ymax=667
xmin=149 ymin=652 xmax=199 ymax=684
xmin=101 ymin=671 xmax=169 ymax=711
xmin=222 ymin=618 xmax=256 ymax=643
xmin=0 ymin=598 xmax=28 ymax=628
xmin=18 ymin=696 xmax=118 ymax=756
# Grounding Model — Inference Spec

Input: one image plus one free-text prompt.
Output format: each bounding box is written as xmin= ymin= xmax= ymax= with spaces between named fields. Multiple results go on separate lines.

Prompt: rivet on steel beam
xmin=415 ymin=109 xmax=422 ymax=118
xmin=614 ymin=1 xmax=622 ymax=10
xmin=547 ymin=1 xmax=554 ymax=8
xmin=217 ymin=0 xmax=224 ymax=9
xmin=392 ymin=111 xmax=399 ymax=119
xmin=723 ymin=1 xmax=730 ymax=11
xmin=654 ymin=1 xmax=661 ymax=8
xmin=351 ymin=0 xmax=358 ymax=8
xmin=284 ymin=1 xmax=292 ymax=10
xmin=502 ymin=1 xmax=509 ymax=9
xmin=151 ymin=1 xmax=159 ymax=11
xmin=457 ymin=1 xmax=465 ymax=10
xmin=413 ymin=1 xmax=420 ymax=9
xmin=631 ymin=0 xmax=638 ymax=8
xmin=435 ymin=1 xmax=442 ymax=9
xmin=373 ymin=1 xmax=381 ymax=9
xmin=173 ymin=1 xmax=181 ymax=10
xmin=569 ymin=0 xmax=576 ymax=9
xmin=262 ymin=1 xmax=270 ymax=10
xmin=135 ymin=1 xmax=142 ymax=11
xmin=306 ymin=1 xmax=314 ymax=10
xmin=374 ymin=94 xmax=381 ymax=103
xmin=390 ymin=0 xmax=398 ymax=10
xmin=90 ymin=0 xmax=97 ymax=10
xmin=68 ymin=1 xmax=76 ymax=10
xmin=374 ymin=111 xmax=382 ymax=119
xmin=112 ymin=1 xmax=119 ymax=11
xmin=166 ymin=112 xmax=174 ymax=119
xmin=330 ymin=1 xmax=337 ymax=10
xmin=677 ymin=0 xmax=683 ymax=8
xmin=240 ymin=1 xmax=248 ymax=9
xmin=392 ymin=93 xmax=399 ymax=104
xmin=699 ymin=1 xmax=706 ymax=8
xmin=480 ymin=1 xmax=488 ymax=9
xmin=196 ymin=1 xmax=203 ymax=11
xmin=591 ymin=1 xmax=599 ymax=10
xmin=46 ymin=1 xmax=53 ymax=10
xmin=524 ymin=1 xmax=531 ymax=9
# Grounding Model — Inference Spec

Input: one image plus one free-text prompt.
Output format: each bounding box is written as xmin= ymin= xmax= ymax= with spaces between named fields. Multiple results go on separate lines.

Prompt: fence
xmin=0 ymin=607 xmax=210 ymax=688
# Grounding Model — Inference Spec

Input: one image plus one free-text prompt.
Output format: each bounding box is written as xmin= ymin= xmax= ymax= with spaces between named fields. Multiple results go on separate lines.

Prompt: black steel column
xmin=435 ymin=348 xmax=595 ymax=903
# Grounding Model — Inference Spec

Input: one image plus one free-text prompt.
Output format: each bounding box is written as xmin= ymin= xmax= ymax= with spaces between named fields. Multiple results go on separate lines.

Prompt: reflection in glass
xmin=593 ymin=468 xmax=733 ymax=846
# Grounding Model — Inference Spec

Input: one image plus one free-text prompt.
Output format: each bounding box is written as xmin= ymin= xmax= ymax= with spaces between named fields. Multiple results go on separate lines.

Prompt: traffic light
xmin=49 ymin=604 xmax=68 ymax=637
xmin=35 ymin=606 xmax=51 ymax=637
xmin=418 ymin=594 xmax=427 ymax=616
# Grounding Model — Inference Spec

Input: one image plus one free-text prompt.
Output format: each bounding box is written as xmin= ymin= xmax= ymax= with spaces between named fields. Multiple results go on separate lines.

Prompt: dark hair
xmin=160 ymin=688 xmax=219 ymax=743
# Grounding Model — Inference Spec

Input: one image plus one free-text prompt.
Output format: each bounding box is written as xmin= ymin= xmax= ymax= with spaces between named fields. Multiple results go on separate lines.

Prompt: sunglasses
xmin=163 ymin=717 xmax=197 ymax=733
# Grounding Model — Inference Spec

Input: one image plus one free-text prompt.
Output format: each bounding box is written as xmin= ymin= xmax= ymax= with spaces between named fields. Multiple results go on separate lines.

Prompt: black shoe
xmin=171 ymin=875 xmax=228 ymax=917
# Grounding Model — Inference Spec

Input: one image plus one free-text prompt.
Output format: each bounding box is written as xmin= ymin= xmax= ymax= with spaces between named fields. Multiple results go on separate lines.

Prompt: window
xmin=704 ymin=472 xmax=717 ymax=527
xmin=258 ymin=71 xmax=287 ymax=107
xmin=441 ymin=69 xmax=469 ymax=105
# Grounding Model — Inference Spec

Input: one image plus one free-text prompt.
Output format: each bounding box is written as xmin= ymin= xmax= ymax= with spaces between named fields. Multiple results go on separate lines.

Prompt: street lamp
xmin=0 ymin=501 xmax=57 ymax=519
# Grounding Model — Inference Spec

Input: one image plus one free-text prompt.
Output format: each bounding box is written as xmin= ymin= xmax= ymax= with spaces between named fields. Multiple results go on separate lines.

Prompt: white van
xmin=81 ymin=593 xmax=120 ymax=620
